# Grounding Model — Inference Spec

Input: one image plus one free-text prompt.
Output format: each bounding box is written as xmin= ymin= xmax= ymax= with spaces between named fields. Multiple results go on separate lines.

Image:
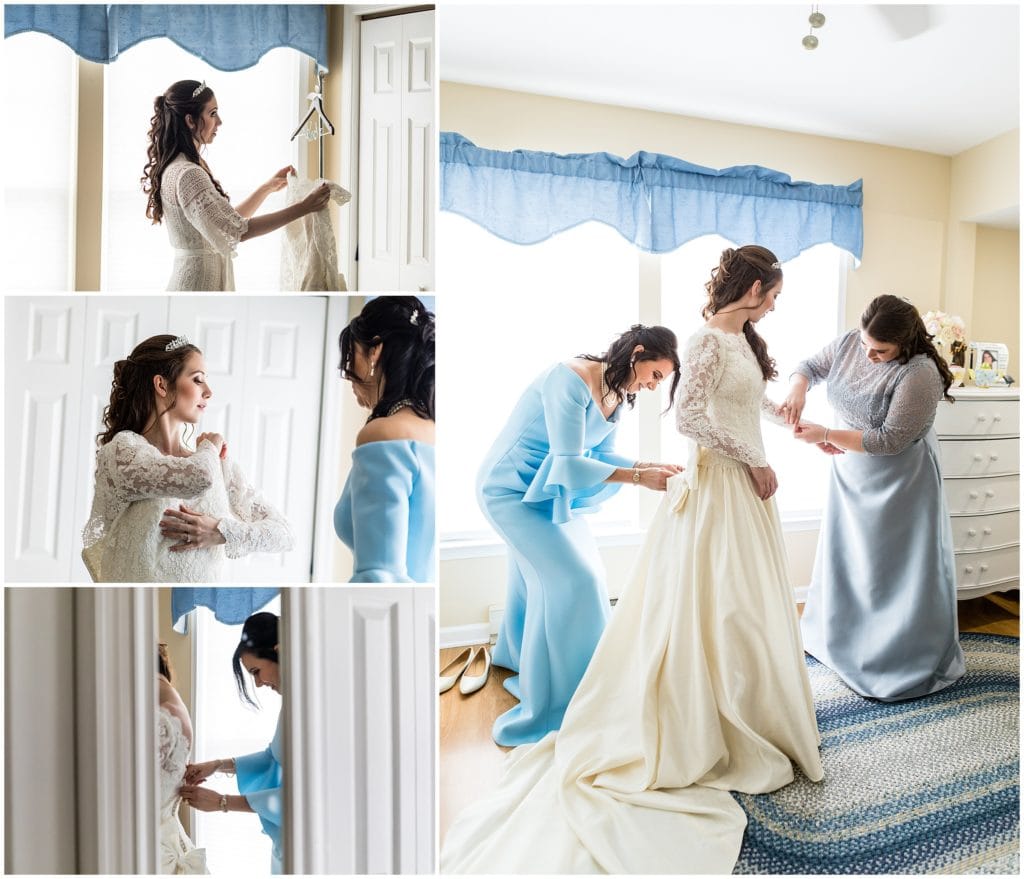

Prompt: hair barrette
xmin=771 ymin=261 xmax=781 ymax=270
xmin=409 ymin=309 xmax=419 ymax=326
xmin=165 ymin=335 xmax=191 ymax=352
xmin=191 ymin=81 xmax=207 ymax=99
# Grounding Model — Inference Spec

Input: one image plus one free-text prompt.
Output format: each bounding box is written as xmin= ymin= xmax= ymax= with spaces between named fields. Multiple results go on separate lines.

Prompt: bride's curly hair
xmin=158 ymin=643 xmax=174 ymax=684
xmin=141 ymin=79 xmax=229 ymax=224
xmin=579 ymin=324 xmax=681 ymax=411
xmin=702 ymin=245 xmax=782 ymax=382
xmin=97 ymin=334 xmax=202 ymax=446
xmin=232 ymin=612 xmax=279 ymax=709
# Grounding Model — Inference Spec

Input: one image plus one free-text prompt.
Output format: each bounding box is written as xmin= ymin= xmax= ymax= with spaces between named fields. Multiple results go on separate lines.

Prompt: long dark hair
xmin=97 ymin=334 xmax=202 ymax=446
xmin=158 ymin=643 xmax=173 ymax=684
xmin=702 ymin=245 xmax=782 ymax=382
xmin=339 ymin=296 xmax=435 ymax=422
xmin=141 ymin=79 xmax=229 ymax=224
xmin=232 ymin=612 xmax=279 ymax=709
xmin=861 ymin=294 xmax=955 ymax=402
xmin=580 ymin=324 xmax=681 ymax=411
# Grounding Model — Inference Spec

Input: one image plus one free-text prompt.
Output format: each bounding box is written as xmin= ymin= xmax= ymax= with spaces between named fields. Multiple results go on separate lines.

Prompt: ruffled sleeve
xmin=217 ymin=457 xmax=295 ymax=559
xmin=343 ymin=441 xmax=420 ymax=582
xmin=862 ymin=359 xmax=943 ymax=455
xmin=177 ymin=163 xmax=249 ymax=257
xmin=521 ymin=366 xmax=622 ymax=525
xmin=235 ymin=719 xmax=283 ymax=866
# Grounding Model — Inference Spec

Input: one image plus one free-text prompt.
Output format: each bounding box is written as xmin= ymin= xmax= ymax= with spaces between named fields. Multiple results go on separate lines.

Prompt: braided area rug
xmin=733 ymin=633 xmax=1019 ymax=874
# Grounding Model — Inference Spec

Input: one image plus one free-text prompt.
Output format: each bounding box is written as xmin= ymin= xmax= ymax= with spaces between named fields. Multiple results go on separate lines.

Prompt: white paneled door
xmin=358 ymin=10 xmax=435 ymax=292
xmin=5 ymin=296 xmax=327 ymax=582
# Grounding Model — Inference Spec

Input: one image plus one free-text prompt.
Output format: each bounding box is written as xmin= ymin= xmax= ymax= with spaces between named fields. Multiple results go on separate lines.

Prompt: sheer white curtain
xmin=438 ymin=213 xmax=641 ymax=539
xmin=3 ymin=33 xmax=76 ymax=290
xmin=192 ymin=597 xmax=281 ymax=875
xmin=102 ymin=42 xmax=303 ymax=291
xmin=660 ymin=237 xmax=846 ymax=517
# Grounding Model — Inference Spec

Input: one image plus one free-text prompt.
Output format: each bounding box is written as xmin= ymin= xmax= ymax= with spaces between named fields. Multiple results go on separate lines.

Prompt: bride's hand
xmin=184 ymin=759 xmax=221 ymax=785
xmin=747 ymin=465 xmax=778 ymax=500
xmin=266 ymin=165 xmax=295 ymax=192
xmin=179 ymin=783 xmax=224 ymax=812
xmin=160 ymin=504 xmax=227 ymax=552
xmin=196 ymin=432 xmax=227 ymax=459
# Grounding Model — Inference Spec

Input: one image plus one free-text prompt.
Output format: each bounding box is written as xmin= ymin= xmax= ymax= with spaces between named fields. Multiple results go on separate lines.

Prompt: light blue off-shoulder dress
xmin=334 ymin=440 xmax=436 ymax=582
xmin=235 ymin=715 xmax=284 ymax=873
xmin=796 ymin=330 xmax=965 ymax=701
xmin=478 ymin=363 xmax=635 ymax=746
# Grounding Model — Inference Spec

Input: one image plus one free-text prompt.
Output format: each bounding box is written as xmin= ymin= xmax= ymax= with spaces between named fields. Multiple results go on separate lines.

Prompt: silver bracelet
xmin=824 ymin=428 xmax=831 ymax=444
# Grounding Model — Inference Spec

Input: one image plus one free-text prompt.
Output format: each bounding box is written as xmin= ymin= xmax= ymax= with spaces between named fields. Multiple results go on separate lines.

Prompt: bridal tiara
xmin=191 ymin=81 xmax=208 ymax=99
xmin=165 ymin=335 xmax=191 ymax=352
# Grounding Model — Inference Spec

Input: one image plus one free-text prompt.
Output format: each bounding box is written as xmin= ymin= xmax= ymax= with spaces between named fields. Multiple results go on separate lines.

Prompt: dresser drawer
xmin=940 ymin=438 xmax=1019 ymax=477
xmin=935 ymin=398 xmax=1019 ymax=438
xmin=949 ymin=510 xmax=1019 ymax=552
xmin=954 ymin=544 xmax=1020 ymax=590
xmin=943 ymin=473 xmax=1019 ymax=514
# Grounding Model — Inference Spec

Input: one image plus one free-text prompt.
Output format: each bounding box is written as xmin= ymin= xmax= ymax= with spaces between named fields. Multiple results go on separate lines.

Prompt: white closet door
xmin=72 ymin=299 xmax=169 ymax=581
xmin=284 ymin=586 xmax=436 ymax=874
xmin=168 ymin=297 xmax=326 ymax=583
xmin=5 ymin=297 xmax=87 ymax=581
xmin=398 ymin=10 xmax=435 ymax=293
xmin=359 ymin=14 xmax=403 ymax=290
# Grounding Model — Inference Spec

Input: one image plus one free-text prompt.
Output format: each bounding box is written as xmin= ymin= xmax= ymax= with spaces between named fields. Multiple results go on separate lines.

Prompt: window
xmin=102 ymin=43 xmax=303 ymax=291
xmin=437 ymin=213 xmax=641 ymax=539
xmin=3 ymin=33 xmax=76 ymax=290
xmin=660 ymin=237 xmax=846 ymax=517
xmin=192 ymin=597 xmax=281 ymax=875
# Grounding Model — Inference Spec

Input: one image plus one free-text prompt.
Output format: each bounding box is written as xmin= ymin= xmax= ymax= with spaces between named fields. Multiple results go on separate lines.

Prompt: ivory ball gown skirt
xmin=442 ymin=449 xmax=823 ymax=874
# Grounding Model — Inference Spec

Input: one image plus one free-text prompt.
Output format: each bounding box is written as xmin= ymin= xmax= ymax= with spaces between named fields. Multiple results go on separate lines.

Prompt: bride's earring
xmin=370 ymin=361 xmax=375 ymax=378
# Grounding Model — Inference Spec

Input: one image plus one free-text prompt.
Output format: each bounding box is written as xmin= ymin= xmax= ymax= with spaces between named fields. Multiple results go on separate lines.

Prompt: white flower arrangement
xmin=921 ymin=310 xmax=966 ymax=347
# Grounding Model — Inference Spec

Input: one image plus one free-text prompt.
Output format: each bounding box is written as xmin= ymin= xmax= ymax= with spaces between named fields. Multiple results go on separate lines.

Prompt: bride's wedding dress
xmin=442 ymin=326 xmax=823 ymax=874
xmin=159 ymin=707 xmax=209 ymax=874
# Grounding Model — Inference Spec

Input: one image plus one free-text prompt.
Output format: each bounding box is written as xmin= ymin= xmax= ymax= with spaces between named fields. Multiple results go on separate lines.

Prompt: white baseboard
xmin=440 ymin=623 xmax=492 ymax=649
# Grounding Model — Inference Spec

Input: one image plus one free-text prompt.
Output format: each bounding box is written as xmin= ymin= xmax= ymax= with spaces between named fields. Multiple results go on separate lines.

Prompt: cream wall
xmin=972 ymin=225 xmax=1021 ymax=370
xmin=438 ymin=82 xmax=1020 ymax=632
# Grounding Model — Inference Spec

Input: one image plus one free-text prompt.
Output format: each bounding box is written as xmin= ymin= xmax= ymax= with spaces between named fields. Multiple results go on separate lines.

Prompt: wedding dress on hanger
xmin=280 ymin=174 xmax=351 ymax=291
xmin=159 ymin=707 xmax=208 ymax=874
xmin=441 ymin=326 xmax=823 ymax=874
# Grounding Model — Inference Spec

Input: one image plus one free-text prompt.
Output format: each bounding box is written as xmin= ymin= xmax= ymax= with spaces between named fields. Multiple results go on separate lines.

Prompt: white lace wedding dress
xmin=82 ymin=432 xmax=294 ymax=582
xmin=159 ymin=707 xmax=209 ymax=874
xmin=441 ymin=326 xmax=823 ymax=874
xmin=280 ymin=175 xmax=351 ymax=291
xmin=161 ymin=155 xmax=249 ymax=291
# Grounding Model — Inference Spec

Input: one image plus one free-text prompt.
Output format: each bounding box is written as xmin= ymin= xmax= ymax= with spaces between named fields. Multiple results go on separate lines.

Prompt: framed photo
xmin=968 ymin=342 xmax=1009 ymax=373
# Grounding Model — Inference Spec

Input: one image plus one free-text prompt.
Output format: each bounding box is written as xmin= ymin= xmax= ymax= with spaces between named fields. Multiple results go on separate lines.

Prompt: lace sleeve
xmin=217 ymin=458 xmax=295 ymax=559
xmin=675 ymin=332 xmax=767 ymax=467
xmin=793 ymin=332 xmax=847 ymax=388
xmin=178 ymin=165 xmax=249 ymax=257
xmin=114 ymin=435 xmax=220 ymax=500
xmin=761 ymin=396 xmax=788 ymax=426
xmin=862 ymin=361 xmax=943 ymax=456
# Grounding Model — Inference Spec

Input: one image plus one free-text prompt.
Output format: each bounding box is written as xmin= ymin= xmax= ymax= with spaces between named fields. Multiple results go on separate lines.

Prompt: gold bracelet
xmin=632 ymin=467 xmax=641 ymax=484
xmin=219 ymin=794 xmax=229 ymax=812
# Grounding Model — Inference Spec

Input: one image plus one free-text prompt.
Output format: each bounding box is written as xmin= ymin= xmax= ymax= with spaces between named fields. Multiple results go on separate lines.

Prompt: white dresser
xmin=933 ymin=387 xmax=1020 ymax=599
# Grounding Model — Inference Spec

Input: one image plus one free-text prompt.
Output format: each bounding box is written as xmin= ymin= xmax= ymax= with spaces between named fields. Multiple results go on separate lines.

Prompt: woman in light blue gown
xmin=181 ymin=612 xmax=285 ymax=873
xmin=786 ymin=294 xmax=965 ymax=700
xmin=479 ymin=325 xmax=683 ymax=746
xmin=334 ymin=296 xmax=435 ymax=582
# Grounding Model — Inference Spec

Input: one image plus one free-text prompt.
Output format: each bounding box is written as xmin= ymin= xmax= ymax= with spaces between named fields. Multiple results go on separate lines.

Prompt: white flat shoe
xmin=439 ymin=647 xmax=473 ymax=693
xmin=459 ymin=646 xmax=491 ymax=696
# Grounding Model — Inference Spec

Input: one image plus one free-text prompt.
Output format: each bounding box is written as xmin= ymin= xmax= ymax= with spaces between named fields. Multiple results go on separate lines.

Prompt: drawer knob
xmin=980 ymin=563 xmax=990 ymax=572
xmin=967 ymin=529 xmax=977 ymax=537
xmin=994 ymin=414 xmax=1002 ymax=422
xmin=965 ymin=565 xmax=975 ymax=574
xmin=985 ymin=489 xmax=996 ymax=498
xmin=969 ymin=491 xmax=980 ymax=499
xmin=983 ymin=527 xmax=993 ymax=535
xmin=977 ymin=414 xmax=988 ymax=421
xmin=990 ymin=454 xmax=999 ymax=462
xmin=973 ymin=454 xmax=984 ymax=462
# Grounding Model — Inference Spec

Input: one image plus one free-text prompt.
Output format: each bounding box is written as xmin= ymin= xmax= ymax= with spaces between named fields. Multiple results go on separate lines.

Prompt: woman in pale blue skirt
xmin=786 ymin=294 xmax=965 ymax=701
xmin=478 ymin=325 xmax=682 ymax=746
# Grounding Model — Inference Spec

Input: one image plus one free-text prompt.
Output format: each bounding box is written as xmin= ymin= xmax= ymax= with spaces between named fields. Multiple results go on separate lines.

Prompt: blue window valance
xmin=441 ymin=132 xmax=863 ymax=263
xmin=4 ymin=4 xmax=329 ymax=71
xmin=172 ymin=587 xmax=279 ymax=632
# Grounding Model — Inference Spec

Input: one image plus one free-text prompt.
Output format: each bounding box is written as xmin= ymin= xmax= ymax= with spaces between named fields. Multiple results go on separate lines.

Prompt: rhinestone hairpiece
xmin=771 ymin=261 xmax=781 ymax=269
xmin=409 ymin=309 xmax=419 ymax=326
xmin=165 ymin=335 xmax=191 ymax=352
xmin=191 ymin=81 xmax=207 ymax=99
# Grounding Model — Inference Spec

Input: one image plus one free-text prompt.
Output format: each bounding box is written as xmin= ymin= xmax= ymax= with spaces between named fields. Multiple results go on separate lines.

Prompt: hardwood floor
xmin=438 ymin=592 xmax=1019 ymax=846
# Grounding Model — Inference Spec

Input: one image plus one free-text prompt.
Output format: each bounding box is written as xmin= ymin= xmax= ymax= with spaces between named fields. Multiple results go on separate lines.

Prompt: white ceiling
xmin=439 ymin=3 xmax=1020 ymax=157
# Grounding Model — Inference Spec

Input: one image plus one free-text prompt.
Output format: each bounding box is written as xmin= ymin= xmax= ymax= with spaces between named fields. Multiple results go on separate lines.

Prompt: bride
xmin=442 ymin=245 xmax=823 ymax=874
xmin=159 ymin=644 xmax=208 ymax=874
xmin=82 ymin=334 xmax=294 ymax=582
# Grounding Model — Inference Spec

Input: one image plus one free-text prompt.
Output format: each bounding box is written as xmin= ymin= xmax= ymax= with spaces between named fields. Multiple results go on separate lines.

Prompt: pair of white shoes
xmin=438 ymin=645 xmax=491 ymax=695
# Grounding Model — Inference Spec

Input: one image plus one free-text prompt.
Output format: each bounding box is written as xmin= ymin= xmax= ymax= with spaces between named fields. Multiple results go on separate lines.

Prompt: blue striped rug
xmin=733 ymin=633 xmax=1019 ymax=874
